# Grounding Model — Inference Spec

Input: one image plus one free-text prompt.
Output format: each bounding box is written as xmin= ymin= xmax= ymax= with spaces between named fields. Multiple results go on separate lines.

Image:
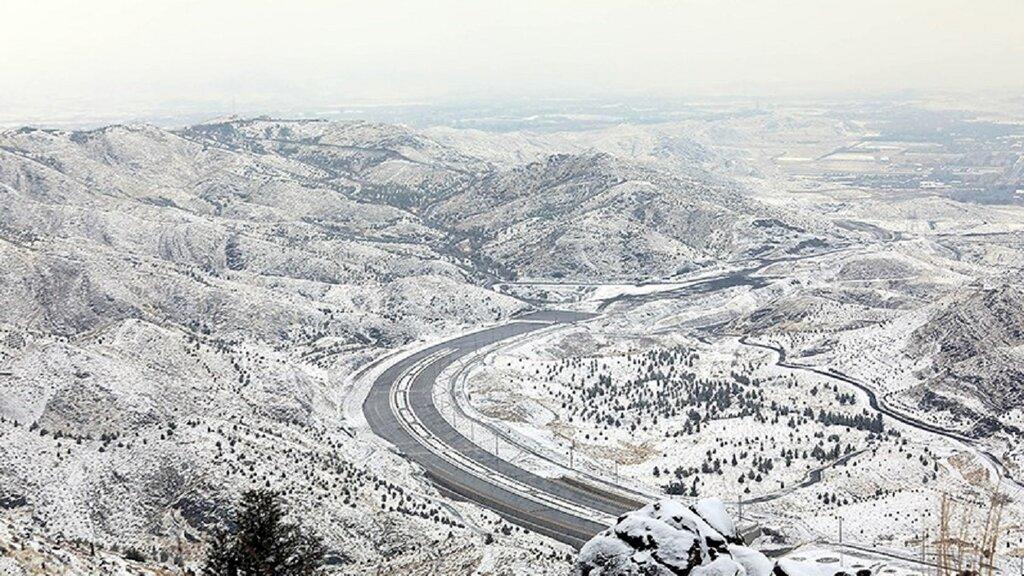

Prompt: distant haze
xmin=3 ymin=0 xmax=1022 ymax=123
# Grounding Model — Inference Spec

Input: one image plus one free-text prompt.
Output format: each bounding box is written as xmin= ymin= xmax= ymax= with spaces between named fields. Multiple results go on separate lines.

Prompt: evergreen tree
xmin=203 ymin=489 xmax=326 ymax=576
xmin=204 ymin=529 xmax=239 ymax=576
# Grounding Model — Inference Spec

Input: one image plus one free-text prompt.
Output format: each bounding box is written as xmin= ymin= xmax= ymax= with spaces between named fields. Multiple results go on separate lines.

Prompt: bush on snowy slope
xmin=576 ymin=498 xmax=869 ymax=576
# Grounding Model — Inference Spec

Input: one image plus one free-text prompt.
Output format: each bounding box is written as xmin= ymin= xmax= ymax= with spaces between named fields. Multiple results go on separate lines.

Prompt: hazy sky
xmin=2 ymin=0 xmax=1022 ymax=120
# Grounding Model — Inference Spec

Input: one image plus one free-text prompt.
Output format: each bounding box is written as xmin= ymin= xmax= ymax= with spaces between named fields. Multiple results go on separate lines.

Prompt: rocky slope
xmin=428 ymin=152 xmax=824 ymax=281
xmin=907 ymin=279 xmax=1024 ymax=436
xmin=0 ymin=118 xmax=821 ymax=573
xmin=0 ymin=121 xmax=535 ymax=573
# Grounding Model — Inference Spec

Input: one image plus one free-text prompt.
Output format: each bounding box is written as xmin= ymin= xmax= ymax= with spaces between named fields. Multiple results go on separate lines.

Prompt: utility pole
xmin=738 ymin=495 xmax=743 ymax=523
xmin=838 ymin=516 xmax=844 ymax=567
xmin=921 ymin=529 xmax=927 ymax=568
xmin=569 ymin=441 xmax=574 ymax=469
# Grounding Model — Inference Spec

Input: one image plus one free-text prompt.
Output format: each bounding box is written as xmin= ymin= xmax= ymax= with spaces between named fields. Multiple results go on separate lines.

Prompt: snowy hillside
xmin=0 ymin=117 xmax=816 ymax=573
xmin=429 ymin=152 xmax=830 ymax=281
xmin=907 ymin=279 xmax=1024 ymax=435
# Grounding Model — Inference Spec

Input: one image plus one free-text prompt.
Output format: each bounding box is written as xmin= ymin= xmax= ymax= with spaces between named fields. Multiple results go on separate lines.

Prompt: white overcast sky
xmin=2 ymin=0 xmax=1022 ymax=119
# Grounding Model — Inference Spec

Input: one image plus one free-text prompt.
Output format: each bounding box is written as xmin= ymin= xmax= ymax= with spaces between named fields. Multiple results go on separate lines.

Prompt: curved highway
xmin=360 ymin=253 xmax=855 ymax=548
xmin=364 ymin=246 xmax=987 ymax=549
xmin=362 ymin=310 xmax=644 ymax=548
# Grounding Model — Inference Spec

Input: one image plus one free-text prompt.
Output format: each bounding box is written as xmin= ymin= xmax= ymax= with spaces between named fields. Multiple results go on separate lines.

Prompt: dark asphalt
xmin=363 ymin=310 xmax=642 ymax=548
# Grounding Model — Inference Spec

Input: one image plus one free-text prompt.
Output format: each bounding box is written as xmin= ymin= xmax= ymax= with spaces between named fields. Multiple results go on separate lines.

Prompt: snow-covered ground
xmin=3 ymin=102 xmax=1024 ymax=574
xmin=460 ymin=232 xmax=1024 ymax=568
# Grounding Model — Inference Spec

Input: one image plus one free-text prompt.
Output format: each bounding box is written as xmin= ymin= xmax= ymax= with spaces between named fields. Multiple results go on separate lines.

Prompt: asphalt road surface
xmin=363 ymin=310 xmax=643 ymax=548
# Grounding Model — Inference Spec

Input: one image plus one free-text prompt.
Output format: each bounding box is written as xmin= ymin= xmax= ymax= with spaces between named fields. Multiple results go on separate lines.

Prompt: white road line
xmin=388 ymin=347 xmax=617 ymax=525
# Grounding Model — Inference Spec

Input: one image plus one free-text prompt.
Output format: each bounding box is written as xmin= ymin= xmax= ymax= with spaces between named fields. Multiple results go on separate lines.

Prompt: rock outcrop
xmin=576 ymin=498 xmax=868 ymax=576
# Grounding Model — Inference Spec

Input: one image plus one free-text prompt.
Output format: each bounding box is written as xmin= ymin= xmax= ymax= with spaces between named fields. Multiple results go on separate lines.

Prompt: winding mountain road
xmin=360 ymin=252 xmax=860 ymax=548
xmin=739 ymin=337 xmax=1024 ymax=492
xmin=362 ymin=310 xmax=644 ymax=548
xmin=359 ymin=307 xmax=828 ymax=548
xmin=362 ymin=245 xmax=1015 ymax=549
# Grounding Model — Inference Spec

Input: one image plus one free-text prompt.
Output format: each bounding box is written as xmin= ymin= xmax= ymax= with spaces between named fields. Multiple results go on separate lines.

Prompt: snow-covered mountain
xmin=0 ymin=120 xmax=551 ymax=572
xmin=430 ymin=151 xmax=831 ymax=281
xmin=2 ymin=109 xmax=1021 ymax=575
xmin=0 ymin=118 xmax=821 ymax=572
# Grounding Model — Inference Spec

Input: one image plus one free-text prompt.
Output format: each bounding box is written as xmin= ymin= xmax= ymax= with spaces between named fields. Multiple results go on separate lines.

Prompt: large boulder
xmin=576 ymin=498 xmax=871 ymax=576
xmin=576 ymin=498 xmax=762 ymax=576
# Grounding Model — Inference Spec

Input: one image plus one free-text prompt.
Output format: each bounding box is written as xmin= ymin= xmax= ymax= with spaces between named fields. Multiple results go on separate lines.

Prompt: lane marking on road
xmin=439 ymin=331 xmax=660 ymax=508
xmin=387 ymin=347 xmax=617 ymax=527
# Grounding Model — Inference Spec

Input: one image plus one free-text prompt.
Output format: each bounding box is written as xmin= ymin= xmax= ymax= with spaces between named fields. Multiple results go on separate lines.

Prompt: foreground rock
xmin=576 ymin=498 xmax=868 ymax=576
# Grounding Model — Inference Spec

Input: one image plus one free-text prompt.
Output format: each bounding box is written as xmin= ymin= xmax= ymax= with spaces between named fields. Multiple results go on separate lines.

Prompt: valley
xmin=2 ymin=99 xmax=1024 ymax=574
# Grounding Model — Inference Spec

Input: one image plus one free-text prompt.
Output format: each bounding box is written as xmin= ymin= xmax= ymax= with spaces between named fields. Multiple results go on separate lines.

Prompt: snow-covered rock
xmin=576 ymin=498 xmax=755 ymax=576
xmin=576 ymin=498 xmax=870 ymax=576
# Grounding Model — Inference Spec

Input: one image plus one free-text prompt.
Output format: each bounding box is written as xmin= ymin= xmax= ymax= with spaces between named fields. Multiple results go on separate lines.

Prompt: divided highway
xmin=362 ymin=243 xmax=1003 ymax=552
xmin=360 ymin=258 xmax=823 ymax=548
xmin=362 ymin=310 xmax=643 ymax=548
